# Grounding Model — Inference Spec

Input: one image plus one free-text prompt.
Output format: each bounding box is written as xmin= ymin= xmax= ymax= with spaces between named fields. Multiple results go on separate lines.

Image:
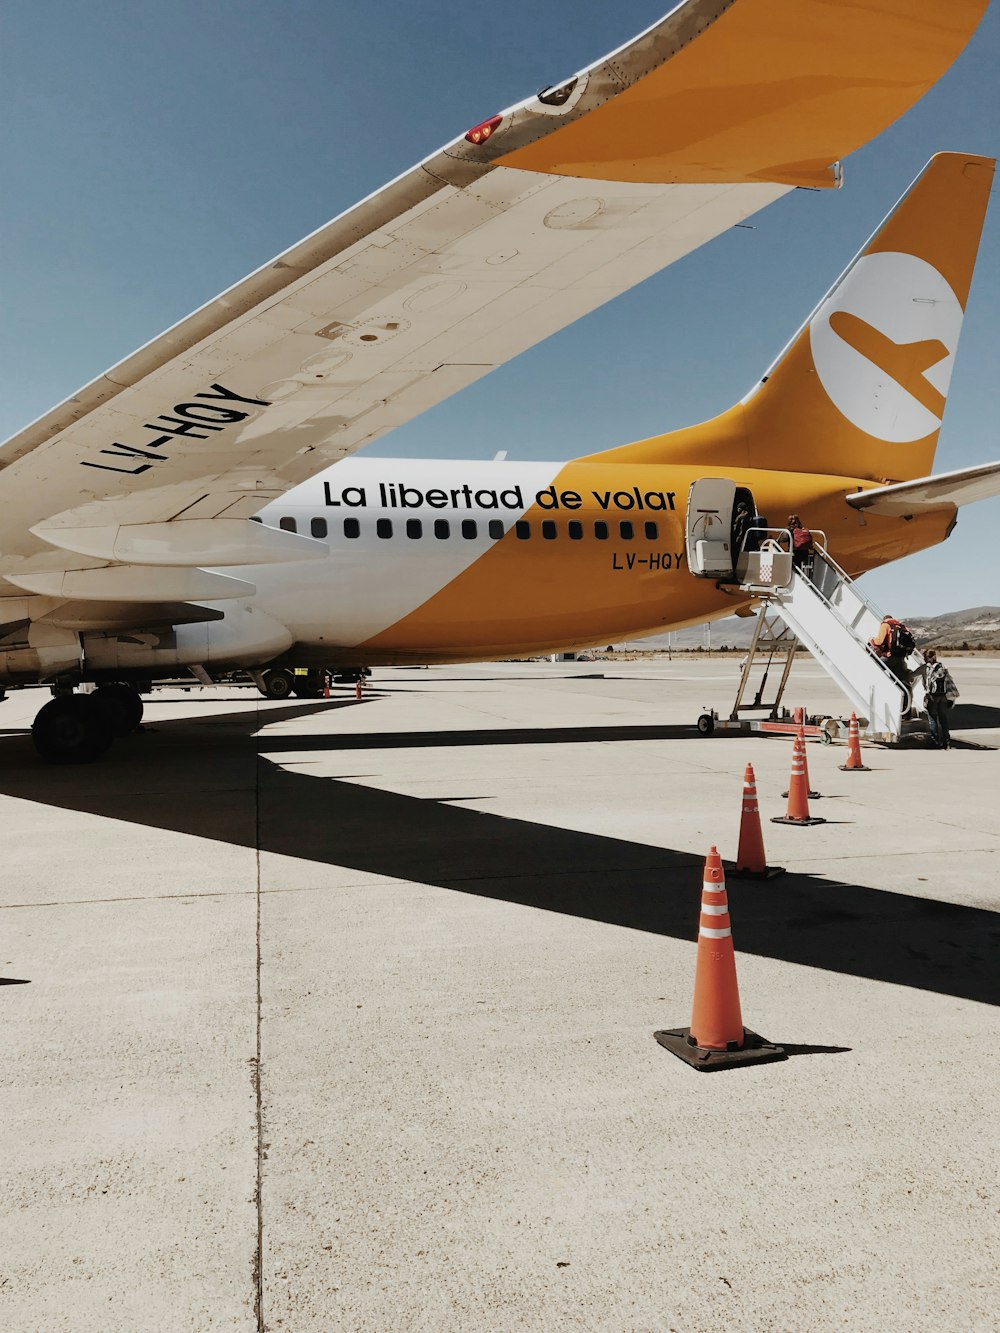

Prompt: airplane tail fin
xmin=583 ymin=153 xmax=994 ymax=483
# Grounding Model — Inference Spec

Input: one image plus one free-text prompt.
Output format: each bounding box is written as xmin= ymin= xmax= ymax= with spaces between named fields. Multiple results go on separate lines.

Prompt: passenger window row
xmin=274 ymin=516 xmax=661 ymax=542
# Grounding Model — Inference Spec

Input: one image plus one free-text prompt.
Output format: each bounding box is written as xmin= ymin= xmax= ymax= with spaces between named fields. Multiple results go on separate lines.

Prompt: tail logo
xmin=809 ymin=251 xmax=963 ymax=444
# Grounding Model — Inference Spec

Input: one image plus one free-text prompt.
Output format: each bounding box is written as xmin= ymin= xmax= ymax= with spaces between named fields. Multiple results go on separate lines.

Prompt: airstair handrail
xmin=782 ymin=551 xmax=911 ymax=712
xmin=809 ymin=542 xmax=887 ymax=624
xmin=739 ymin=526 xmax=830 ymax=558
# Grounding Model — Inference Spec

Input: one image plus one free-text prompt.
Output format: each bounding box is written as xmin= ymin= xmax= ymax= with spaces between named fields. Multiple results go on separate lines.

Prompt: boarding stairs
xmin=733 ymin=538 xmax=925 ymax=742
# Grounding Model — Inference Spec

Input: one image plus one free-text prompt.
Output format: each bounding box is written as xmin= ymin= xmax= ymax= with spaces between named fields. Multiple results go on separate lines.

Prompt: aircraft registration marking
xmin=80 ymin=383 xmax=271 ymax=476
xmin=611 ymin=551 xmax=685 ymax=571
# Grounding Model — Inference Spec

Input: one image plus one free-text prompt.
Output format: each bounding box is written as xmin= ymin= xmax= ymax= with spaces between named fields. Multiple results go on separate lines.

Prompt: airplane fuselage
xmin=244 ymin=457 xmax=952 ymax=666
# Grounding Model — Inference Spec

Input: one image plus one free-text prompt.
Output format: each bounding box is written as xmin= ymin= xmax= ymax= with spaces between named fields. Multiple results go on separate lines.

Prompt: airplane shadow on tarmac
xmin=0 ymin=696 xmax=996 ymax=1008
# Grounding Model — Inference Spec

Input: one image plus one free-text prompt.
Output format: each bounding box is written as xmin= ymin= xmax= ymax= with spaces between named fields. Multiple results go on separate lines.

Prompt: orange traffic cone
xmin=322 ymin=673 xmax=331 ymax=700
xmin=783 ymin=724 xmax=821 ymax=799
xmin=355 ymin=679 xmax=363 ymax=701
xmin=731 ymin=764 xmax=785 ymax=880
xmin=655 ymin=848 xmax=786 ymax=1070
xmin=839 ymin=712 xmax=870 ymax=771
xmin=772 ymin=735 xmax=825 ymax=826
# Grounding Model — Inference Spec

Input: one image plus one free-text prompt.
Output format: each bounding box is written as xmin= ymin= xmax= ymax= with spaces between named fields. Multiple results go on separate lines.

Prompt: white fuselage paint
xmin=243 ymin=458 xmax=562 ymax=649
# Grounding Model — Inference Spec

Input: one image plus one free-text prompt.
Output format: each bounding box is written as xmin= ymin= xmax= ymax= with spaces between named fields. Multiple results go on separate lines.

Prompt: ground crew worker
xmin=922 ymin=649 xmax=959 ymax=749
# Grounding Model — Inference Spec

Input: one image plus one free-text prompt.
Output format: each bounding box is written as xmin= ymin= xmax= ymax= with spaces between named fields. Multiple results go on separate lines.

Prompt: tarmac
xmin=1 ymin=659 xmax=998 ymax=1332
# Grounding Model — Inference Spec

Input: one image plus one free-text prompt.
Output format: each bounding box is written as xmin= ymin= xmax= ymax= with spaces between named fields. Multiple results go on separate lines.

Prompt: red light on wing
xmin=464 ymin=114 xmax=502 ymax=146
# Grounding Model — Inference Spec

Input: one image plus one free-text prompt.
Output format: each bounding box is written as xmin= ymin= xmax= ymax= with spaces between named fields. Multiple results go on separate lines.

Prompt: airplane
xmin=0 ymin=0 xmax=996 ymax=762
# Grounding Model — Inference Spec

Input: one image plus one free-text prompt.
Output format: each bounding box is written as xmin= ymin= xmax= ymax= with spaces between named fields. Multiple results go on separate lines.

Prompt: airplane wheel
xmin=93 ymin=682 xmax=144 ymax=736
xmin=259 ymin=669 xmax=295 ymax=700
xmin=696 ymin=713 xmax=715 ymax=736
xmin=292 ymin=671 xmax=324 ymax=699
xmin=32 ymin=694 xmax=114 ymax=764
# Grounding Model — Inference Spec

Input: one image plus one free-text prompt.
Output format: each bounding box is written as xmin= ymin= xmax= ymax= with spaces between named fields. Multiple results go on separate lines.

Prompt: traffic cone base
xmin=654 ymin=1027 xmax=786 ymax=1071
xmin=782 ymin=788 xmax=822 ymax=800
xmin=727 ymin=861 xmax=786 ymax=881
xmin=771 ymin=813 xmax=826 ymax=826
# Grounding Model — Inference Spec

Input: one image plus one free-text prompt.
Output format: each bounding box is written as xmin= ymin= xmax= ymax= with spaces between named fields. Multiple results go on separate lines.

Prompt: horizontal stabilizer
xmin=846 ymin=460 xmax=1000 ymax=516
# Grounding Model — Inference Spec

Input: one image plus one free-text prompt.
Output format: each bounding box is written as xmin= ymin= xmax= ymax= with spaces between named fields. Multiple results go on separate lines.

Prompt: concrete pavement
xmin=2 ymin=662 xmax=998 ymax=1330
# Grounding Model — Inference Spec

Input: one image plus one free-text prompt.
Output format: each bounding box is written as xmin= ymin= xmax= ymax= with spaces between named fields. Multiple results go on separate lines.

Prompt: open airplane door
xmin=685 ymin=478 xmax=737 ymax=577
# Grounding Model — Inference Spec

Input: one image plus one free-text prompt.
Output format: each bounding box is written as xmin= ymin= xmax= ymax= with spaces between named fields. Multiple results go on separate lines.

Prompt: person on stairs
xmin=787 ymin=514 xmax=815 ymax=578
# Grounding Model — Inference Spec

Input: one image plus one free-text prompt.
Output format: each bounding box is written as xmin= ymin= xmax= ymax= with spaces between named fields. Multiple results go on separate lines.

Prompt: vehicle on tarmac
xmin=0 ymin=0 xmax=996 ymax=761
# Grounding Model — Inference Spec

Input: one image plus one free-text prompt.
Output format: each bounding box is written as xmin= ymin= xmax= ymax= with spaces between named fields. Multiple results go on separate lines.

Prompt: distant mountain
xmin=907 ymin=607 xmax=1000 ymax=648
xmin=624 ymin=607 xmax=1000 ymax=652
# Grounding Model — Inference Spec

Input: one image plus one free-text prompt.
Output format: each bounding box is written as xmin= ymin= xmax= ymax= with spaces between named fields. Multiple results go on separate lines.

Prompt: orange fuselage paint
xmin=358 ymin=462 xmax=952 ymax=661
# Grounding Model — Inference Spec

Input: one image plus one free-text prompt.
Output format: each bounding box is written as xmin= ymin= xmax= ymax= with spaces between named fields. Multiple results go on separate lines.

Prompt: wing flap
xmin=37 ymin=601 xmax=226 ymax=632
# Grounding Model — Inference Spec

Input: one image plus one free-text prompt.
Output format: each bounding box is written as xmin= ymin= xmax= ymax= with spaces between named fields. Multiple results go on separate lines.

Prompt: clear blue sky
xmin=1 ymin=1 xmax=997 ymax=615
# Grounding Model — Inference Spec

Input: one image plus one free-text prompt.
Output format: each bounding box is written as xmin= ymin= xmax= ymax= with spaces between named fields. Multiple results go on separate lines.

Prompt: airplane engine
xmin=82 ymin=605 xmax=294 ymax=674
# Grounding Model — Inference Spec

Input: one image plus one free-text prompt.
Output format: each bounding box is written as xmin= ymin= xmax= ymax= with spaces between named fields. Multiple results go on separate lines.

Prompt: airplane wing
xmin=0 ymin=0 xmax=987 ymax=609
xmin=846 ymin=461 xmax=1000 ymax=517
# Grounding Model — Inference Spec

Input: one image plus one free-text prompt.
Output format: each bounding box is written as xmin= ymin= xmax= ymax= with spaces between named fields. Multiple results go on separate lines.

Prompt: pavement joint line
xmin=253 ymin=714 xmax=265 ymax=1333
xmin=0 ymin=880 xmax=425 ymax=911
xmin=793 ymin=847 xmax=1000 ymax=863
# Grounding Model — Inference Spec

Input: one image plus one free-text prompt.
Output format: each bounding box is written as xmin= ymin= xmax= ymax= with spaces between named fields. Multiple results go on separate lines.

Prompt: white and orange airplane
xmin=1 ymin=0 xmax=997 ymax=761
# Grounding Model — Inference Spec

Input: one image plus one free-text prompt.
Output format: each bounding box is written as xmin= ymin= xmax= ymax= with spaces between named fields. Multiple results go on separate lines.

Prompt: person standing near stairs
xmin=922 ymin=649 xmax=959 ymax=748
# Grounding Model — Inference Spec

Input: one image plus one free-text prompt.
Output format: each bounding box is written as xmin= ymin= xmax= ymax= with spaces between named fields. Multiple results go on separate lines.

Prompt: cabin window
xmin=406 ymin=519 xmax=423 ymax=539
xmin=619 ymin=521 xmax=634 ymax=540
xmin=279 ymin=516 xmax=297 ymax=533
xmin=310 ymin=517 xmax=328 ymax=539
xmin=515 ymin=520 xmax=531 ymax=540
xmin=568 ymin=521 xmax=583 ymax=540
xmin=434 ymin=519 xmax=450 ymax=539
xmin=344 ymin=518 xmax=361 ymax=539
xmin=594 ymin=521 xmax=608 ymax=540
xmin=644 ymin=521 xmax=658 ymax=540
xmin=541 ymin=520 xmax=557 ymax=540
xmin=376 ymin=518 xmax=393 ymax=539
xmin=488 ymin=520 xmax=505 ymax=541
xmin=461 ymin=519 xmax=478 ymax=540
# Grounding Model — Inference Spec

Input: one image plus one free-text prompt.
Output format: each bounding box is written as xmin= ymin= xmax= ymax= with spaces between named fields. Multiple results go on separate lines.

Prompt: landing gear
xmin=32 ymin=694 xmax=114 ymax=764
xmin=93 ymin=682 xmax=144 ymax=736
xmin=258 ymin=668 xmax=295 ymax=700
